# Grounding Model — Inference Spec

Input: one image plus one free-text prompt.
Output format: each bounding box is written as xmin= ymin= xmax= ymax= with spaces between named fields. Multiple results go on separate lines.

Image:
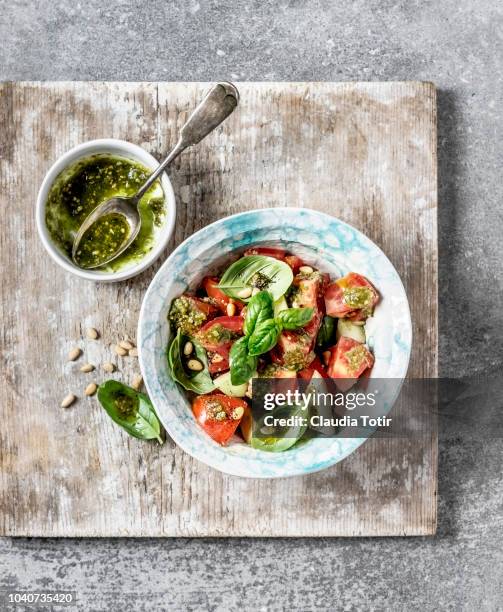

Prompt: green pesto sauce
xmin=342 ymin=286 xmax=373 ymax=309
xmin=45 ymin=154 xmax=166 ymax=271
xmin=168 ymin=296 xmax=207 ymax=335
xmin=283 ymin=347 xmax=312 ymax=371
xmin=199 ymin=324 xmax=237 ymax=345
xmin=75 ymin=213 xmax=130 ymax=268
xmin=345 ymin=345 xmax=368 ymax=374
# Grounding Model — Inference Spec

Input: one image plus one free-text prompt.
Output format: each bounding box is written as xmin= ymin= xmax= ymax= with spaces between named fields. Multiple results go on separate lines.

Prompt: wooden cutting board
xmin=0 ymin=82 xmax=437 ymax=536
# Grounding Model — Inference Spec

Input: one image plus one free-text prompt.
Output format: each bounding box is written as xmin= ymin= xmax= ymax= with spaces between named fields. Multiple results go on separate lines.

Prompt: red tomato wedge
xmin=326 ymin=337 xmax=374 ymax=390
xmin=324 ymin=273 xmax=379 ymax=319
xmin=177 ymin=295 xmax=219 ymax=320
xmin=192 ymin=394 xmax=247 ymax=445
xmin=272 ymin=329 xmax=316 ymax=371
xmin=298 ymin=356 xmax=329 ymax=380
xmin=202 ymin=276 xmax=232 ymax=311
xmin=207 ymin=354 xmax=230 ymax=374
xmin=290 ymin=271 xmax=327 ymax=311
xmin=243 ymin=246 xmax=286 ymax=260
xmin=196 ymin=316 xmax=244 ymax=356
xmin=272 ymin=271 xmax=327 ymax=370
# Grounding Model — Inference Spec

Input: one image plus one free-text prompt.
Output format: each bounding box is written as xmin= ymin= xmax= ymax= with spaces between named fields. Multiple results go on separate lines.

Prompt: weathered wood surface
xmin=0 ymin=82 xmax=437 ymax=536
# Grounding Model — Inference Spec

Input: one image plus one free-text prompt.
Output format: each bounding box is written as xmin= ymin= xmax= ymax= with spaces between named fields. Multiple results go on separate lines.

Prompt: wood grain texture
xmin=0 ymin=82 xmax=437 ymax=536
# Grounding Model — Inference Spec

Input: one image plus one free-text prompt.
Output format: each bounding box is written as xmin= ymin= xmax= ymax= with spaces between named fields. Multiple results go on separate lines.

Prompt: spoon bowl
xmin=72 ymin=195 xmax=141 ymax=269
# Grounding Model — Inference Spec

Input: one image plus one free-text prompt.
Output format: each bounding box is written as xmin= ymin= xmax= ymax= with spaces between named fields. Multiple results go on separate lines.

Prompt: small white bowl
xmin=36 ymin=139 xmax=176 ymax=282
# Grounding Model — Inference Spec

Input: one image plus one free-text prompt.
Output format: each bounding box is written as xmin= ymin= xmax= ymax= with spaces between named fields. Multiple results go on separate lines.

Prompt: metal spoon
xmin=72 ymin=82 xmax=239 ymax=268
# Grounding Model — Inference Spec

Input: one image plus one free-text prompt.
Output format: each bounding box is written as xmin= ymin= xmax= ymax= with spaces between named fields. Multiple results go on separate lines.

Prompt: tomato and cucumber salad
xmin=167 ymin=247 xmax=379 ymax=451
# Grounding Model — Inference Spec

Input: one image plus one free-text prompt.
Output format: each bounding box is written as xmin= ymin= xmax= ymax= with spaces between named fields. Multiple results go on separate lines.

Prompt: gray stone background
xmin=1 ymin=0 xmax=502 ymax=610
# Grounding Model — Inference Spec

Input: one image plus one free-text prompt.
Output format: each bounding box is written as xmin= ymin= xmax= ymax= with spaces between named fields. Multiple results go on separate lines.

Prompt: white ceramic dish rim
xmin=138 ymin=207 xmax=412 ymax=479
xmin=35 ymin=138 xmax=177 ymax=282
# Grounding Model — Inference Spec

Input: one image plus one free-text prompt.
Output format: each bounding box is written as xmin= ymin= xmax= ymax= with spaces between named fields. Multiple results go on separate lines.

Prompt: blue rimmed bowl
xmin=138 ymin=208 xmax=412 ymax=478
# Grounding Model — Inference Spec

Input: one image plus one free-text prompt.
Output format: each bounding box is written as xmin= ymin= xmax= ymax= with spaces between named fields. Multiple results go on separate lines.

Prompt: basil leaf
xmin=276 ymin=307 xmax=314 ymax=330
xmin=317 ymin=315 xmax=336 ymax=347
xmin=243 ymin=290 xmax=274 ymax=336
xmin=218 ymin=255 xmax=293 ymax=302
xmin=248 ymin=319 xmax=281 ymax=356
xmin=230 ymin=337 xmax=258 ymax=385
xmin=168 ymin=329 xmax=215 ymax=394
xmin=97 ymin=380 xmax=163 ymax=444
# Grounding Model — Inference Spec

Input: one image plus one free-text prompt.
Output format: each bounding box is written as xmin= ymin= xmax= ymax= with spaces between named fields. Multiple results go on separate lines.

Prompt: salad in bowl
xmin=166 ymin=246 xmax=378 ymax=450
xmin=138 ymin=208 xmax=411 ymax=478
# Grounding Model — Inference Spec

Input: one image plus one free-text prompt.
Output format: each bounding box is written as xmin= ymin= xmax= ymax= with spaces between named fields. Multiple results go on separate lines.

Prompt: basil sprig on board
xmin=167 ymin=329 xmax=215 ymax=394
xmin=97 ymin=380 xmax=164 ymax=444
xmin=218 ymin=255 xmax=293 ymax=302
xmin=229 ymin=291 xmax=314 ymax=384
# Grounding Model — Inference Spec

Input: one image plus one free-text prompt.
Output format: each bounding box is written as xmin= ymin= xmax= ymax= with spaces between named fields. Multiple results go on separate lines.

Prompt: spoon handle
xmin=135 ymin=82 xmax=239 ymax=201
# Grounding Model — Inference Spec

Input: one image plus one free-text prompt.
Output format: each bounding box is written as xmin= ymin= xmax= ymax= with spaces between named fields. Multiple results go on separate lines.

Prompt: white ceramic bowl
xmin=36 ymin=139 xmax=176 ymax=282
xmin=138 ymin=208 xmax=412 ymax=478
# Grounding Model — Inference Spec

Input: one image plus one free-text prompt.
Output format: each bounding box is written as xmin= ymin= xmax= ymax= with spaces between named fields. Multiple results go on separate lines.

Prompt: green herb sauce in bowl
xmin=37 ymin=139 xmax=176 ymax=282
xmin=45 ymin=154 xmax=165 ymax=272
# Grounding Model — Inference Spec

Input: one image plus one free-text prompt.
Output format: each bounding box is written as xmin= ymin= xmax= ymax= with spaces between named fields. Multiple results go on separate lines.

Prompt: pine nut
xmin=86 ymin=327 xmax=99 ymax=340
xmin=132 ymin=374 xmax=143 ymax=391
xmin=183 ymin=341 xmax=194 ymax=356
xmin=226 ymin=302 xmax=236 ymax=316
xmin=61 ymin=393 xmax=76 ymax=408
xmin=80 ymin=363 xmax=95 ymax=373
xmin=85 ymin=383 xmax=97 ymax=396
xmin=211 ymin=353 xmax=224 ymax=363
xmin=231 ymin=406 xmax=244 ymax=420
xmin=103 ymin=362 xmax=115 ymax=373
xmin=237 ymin=287 xmax=252 ymax=299
xmin=68 ymin=347 xmax=82 ymax=361
xmin=299 ymin=265 xmax=314 ymax=274
xmin=187 ymin=359 xmax=204 ymax=371
xmin=129 ymin=347 xmax=139 ymax=357
xmin=114 ymin=345 xmax=128 ymax=356
xmin=119 ymin=340 xmax=134 ymax=350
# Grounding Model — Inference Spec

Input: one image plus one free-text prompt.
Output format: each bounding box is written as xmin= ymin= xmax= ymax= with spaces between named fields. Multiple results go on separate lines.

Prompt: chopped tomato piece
xmin=203 ymin=276 xmax=231 ymax=310
xmin=244 ymin=246 xmax=286 ymax=260
xmin=196 ymin=316 xmax=244 ymax=357
xmin=298 ymin=356 xmax=329 ymax=380
xmin=273 ymin=270 xmax=326 ymax=369
xmin=191 ymin=296 xmax=219 ymax=317
xmin=208 ymin=353 xmax=229 ymax=374
xmin=284 ymin=255 xmax=305 ymax=272
xmin=192 ymin=394 xmax=247 ymax=445
xmin=272 ymin=329 xmax=316 ymax=371
xmin=202 ymin=277 xmax=243 ymax=314
xmin=326 ymin=337 xmax=374 ymax=390
xmin=290 ymin=270 xmax=327 ymax=311
xmin=324 ymin=273 xmax=379 ymax=320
